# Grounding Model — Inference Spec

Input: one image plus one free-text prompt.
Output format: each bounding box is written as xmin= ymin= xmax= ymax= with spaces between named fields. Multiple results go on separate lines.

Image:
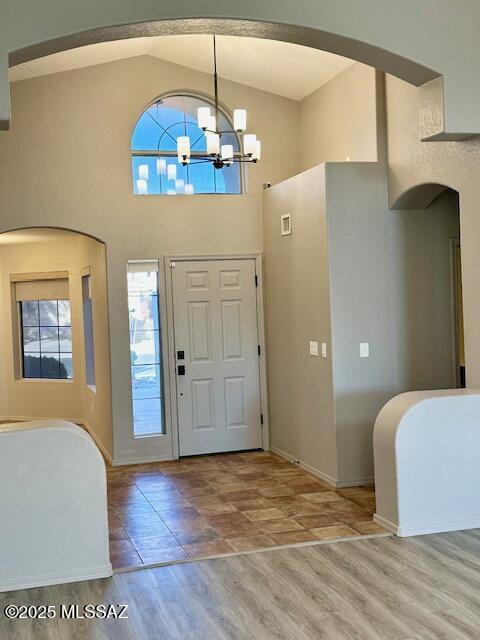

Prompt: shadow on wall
xmin=0 ymin=226 xmax=113 ymax=459
xmin=392 ymin=186 xmax=462 ymax=390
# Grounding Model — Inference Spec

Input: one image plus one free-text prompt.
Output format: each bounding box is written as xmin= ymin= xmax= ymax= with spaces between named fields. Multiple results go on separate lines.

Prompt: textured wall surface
xmin=299 ymin=63 xmax=378 ymax=171
xmin=386 ymin=74 xmax=480 ymax=393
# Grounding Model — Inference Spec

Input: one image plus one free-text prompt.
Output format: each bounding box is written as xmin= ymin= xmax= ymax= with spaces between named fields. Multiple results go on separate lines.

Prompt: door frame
xmin=451 ymin=238 xmax=464 ymax=387
xmin=164 ymin=253 xmax=269 ymax=458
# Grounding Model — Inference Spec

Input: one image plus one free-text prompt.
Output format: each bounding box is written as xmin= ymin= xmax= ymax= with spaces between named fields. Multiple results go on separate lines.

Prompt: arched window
xmin=131 ymin=94 xmax=242 ymax=195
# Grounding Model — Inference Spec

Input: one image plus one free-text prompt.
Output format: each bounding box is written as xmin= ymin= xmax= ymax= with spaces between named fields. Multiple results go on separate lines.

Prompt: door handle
xmin=178 ymin=365 xmax=186 ymax=376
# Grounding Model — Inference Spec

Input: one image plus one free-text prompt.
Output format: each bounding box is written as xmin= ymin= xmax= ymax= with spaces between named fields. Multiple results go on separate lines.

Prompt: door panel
xmin=221 ymin=300 xmax=243 ymax=359
xmin=172 ymin=259 xmax=262 ymax=456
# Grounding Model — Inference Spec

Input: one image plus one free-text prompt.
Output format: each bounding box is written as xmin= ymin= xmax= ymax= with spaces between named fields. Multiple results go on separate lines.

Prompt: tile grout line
xmin=108 ymin=451 xmax=381 ymax=568
xmin=113 ymin=531 xmax=393 ymax=574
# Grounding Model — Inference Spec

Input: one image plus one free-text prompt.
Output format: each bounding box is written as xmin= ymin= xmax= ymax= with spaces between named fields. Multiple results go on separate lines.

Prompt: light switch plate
xmin=321 ymin=343 xmax=327 ymax=358
xmin=309 ymin=341 xmax=319 ymax=356
xmin=360 ymin=342 xmax=370 ymax=358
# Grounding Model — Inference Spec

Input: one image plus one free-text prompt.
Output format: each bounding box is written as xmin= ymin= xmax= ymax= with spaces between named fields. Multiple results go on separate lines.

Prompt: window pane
xmin=131 ymin=94 xmax=243 ymax=195
xmin=39 ymin=300 xmax=58 ymax=326
xmin=40 ymin=355 xmax=61 ymax=379
xmin=21 ymin=298 xmax=73 ymax=380
xmin=58 ymin=300 xmax=71 ymax=326
xmin=22 ymin=301 xmax=39 ymax=326
xmin=60 ymin=354 xmax=73 ymax=379
xmin=23 ymin=353 xmax=41 ymax=377
xmin=127 ymin=270 xmax=158 ymax=296
xmin=59 ymin=327 xmax=72 ymax=352
xmin=39 ymin=326 xmax=58 ymax=352
xmin=127 ymin=264 xmax=164 ymax=436
xmin=132 ymin=398 xmax=163 ymax=436
xmin=23 ymin=326 xmax=40 ymax=352
xmin=131 ymin=364 xmax=161 ymax=400
xmin=128 ymin=294 xmax=159 ymax=331
xmin=130 ymin=330 xmax=160 ymax=365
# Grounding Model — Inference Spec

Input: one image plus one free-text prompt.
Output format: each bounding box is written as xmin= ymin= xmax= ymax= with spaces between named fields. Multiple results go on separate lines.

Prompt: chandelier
xmin=176 ymin=35 xmax=262 ymax=170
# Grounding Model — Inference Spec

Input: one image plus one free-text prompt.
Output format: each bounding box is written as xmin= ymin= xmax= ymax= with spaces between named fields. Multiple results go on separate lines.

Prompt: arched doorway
xmin=391 ymin=184 xmax=464 ymax=389
xmin=0 ymin=227 xmax=113 ymax=459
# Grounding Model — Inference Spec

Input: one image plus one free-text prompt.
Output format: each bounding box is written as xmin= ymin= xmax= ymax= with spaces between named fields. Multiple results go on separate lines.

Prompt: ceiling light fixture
xmin=176 ymin=35 xmax=261 ymax=170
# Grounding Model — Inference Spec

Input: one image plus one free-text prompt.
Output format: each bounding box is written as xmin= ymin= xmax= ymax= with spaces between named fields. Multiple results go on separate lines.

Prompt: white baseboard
xmin=374 ymin=513 xmax=480 ymax=537
xmin=0 ymin=415 xmax=113 ymax=466
xmin=373 ymin=513 xmax=399 ymax=535
xmin=270 ymin=446 xmax=338 ymax=487
xmin=110 ymin=454 xmax=175 ymax=466
xmin=270 ymin=446 xmax=374 ymax=489
xmin=0 ymin=564 xmax=113 ymax=594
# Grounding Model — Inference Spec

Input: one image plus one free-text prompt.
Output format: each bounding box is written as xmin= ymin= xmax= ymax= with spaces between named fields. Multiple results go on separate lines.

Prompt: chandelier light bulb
xmin=133 ymin=36 xmax=261 ymax=184
xmin=156 ymin=158 xmax=166 ymax=175
xmin=221 ymin=144 xmax=234 ymax=161
xmin=177 ymin=136 xmax=191 ymax=159
xmin=138 ymin=164 xmax=149 ymax=180
xmin=252 ymin=140 xmax=262 ymax=161
xmin=243 ymin=134 xmax=257 ymax=156
xmin=208 ymin=114 xmax=217 ymax=133
xmin=136 ymin=179 xmax=148 ymax=195
xmin=206 ymin=132 xmax=220 ymax=155
xmin=197 ymin=107 xmax=211 ymax=129
xmin=234 ymin=109 xmax=247 ymax=132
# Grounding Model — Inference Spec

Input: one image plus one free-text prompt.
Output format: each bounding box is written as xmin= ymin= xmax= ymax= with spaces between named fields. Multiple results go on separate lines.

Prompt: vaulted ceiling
xmin=9 ymin=34 xmax=354 ymax=101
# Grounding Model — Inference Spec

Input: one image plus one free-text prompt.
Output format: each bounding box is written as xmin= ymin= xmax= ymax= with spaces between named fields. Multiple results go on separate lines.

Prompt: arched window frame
xmin=131 ymin=91 xmax=244 ymax=196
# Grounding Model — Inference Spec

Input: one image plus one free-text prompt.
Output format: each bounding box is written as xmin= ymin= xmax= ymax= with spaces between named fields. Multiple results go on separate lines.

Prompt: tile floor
xmin=107 ymin=451 xmax=384 ymax=569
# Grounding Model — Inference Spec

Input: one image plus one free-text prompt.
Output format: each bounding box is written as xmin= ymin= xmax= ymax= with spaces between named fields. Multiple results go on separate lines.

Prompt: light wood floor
xmin=2 ymin=530 xmax=480 ymax=639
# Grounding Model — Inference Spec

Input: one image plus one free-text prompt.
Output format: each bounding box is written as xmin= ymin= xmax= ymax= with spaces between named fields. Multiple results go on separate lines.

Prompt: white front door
xmin=171 ymin=259 xmax=263 ymax=456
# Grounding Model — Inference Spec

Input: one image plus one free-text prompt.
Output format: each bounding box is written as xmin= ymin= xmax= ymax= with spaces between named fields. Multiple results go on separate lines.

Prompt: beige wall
xmin=299 ymin=63 xmax=378 ymax=171
xmin=262 ymin=165 xmax=337 ymax=482
xmin=0 ymin=231 xmax=112 ymax=457
xmin=263 ymin=159 xmax=460 ymax=485
xmin=76 ymin=234 xmax=113 ymax=456
xmin=0 ymin=55 xmax=299 ymax=463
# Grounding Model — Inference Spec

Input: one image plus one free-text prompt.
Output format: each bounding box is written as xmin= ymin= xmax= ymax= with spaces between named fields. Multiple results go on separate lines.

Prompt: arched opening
xmin=0 ymin=227 xmax=113 ymax=456
xmin=392 ymin=185 xmax=464 ymax=389
xmin=131 ymin=92 xmax=243 ymax=195
xmin=0 ymin=28 xmax=467 ymax=569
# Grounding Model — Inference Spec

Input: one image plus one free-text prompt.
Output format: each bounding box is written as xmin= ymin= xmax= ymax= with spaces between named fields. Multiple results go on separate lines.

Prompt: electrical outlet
xmin=309 ymin=341 xmax=319 ymax=356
